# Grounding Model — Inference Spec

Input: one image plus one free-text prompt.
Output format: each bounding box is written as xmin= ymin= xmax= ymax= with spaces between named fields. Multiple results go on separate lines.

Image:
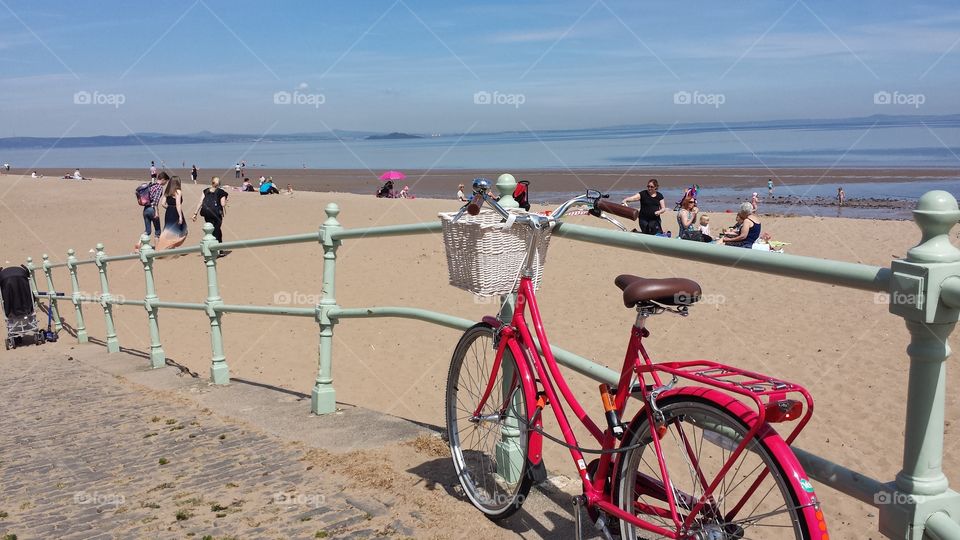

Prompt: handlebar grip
xmin=467 ymin=194 xmax=484 ymax=215
xmin=596 ymin=199 xmax=639 ymax=221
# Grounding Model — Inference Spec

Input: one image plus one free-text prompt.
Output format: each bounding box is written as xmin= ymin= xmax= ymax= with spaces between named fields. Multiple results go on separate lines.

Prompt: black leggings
xmin=637 ymin=217 xmax=663 ymax=235
xmin=200 ymin=208 xmax=223 ymax=243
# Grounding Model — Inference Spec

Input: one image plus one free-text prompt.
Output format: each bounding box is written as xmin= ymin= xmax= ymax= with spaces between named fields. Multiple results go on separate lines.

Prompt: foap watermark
xmin=73 ymin=90 xmax=125 ymax=109
xmin=873 ymin=91 xmax=925 ymax=109
xmin=73 ymin=490 xmax=125 ymax=507
xmin=675 ymin=292 xmax=726 ymax=306
xmin=873 ymin=291 xmax=922 ymax=307
xmin=274 ymin=89 xmax=325 ymax=108
xmin=273 ymin=290 xmax=322 ymax=305
xmin=473 ymin=90 xmax=526 ymax=109
xmin=272 ymin=492 xmax=325 ymax=508
xmin=874 ymin=491 xmax=925 ymax=506
xmin=673 ymin=90 xmax=725 ymax=109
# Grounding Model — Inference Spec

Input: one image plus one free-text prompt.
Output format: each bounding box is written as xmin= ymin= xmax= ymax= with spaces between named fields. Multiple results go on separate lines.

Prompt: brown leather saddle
xmin=614 ymin=275 xmax=702 ymax=308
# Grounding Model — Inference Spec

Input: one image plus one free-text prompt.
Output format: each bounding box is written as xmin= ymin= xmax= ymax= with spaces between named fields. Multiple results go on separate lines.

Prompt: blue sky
xmin=1 ymin=0 xmax=958 ymax=136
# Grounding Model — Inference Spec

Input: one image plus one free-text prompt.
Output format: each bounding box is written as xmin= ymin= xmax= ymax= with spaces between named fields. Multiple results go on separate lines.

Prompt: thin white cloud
xmin=490 ymin=28 xmax=585 ymax=44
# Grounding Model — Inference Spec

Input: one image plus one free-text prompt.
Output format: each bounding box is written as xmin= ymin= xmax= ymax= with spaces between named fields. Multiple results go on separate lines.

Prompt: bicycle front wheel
xmin=615 ymin=395 xmax=818 ymax=539
xmin=445 ymin=323 xmax=532 ymax=520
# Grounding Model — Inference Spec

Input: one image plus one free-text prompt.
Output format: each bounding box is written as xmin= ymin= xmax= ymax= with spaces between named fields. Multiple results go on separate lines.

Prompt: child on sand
xmin=699 ymin=214 xmax=711 ymax=240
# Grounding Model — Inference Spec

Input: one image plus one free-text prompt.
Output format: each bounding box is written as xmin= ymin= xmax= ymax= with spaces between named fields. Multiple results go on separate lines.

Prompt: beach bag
xmin=513 ymin=180 xmax=531 ymax=211
xmin=135 ymin=183 xmax=152 ymax=206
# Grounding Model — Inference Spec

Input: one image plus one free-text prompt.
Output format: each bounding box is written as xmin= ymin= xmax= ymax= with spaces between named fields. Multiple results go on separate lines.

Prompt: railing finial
xmin=324 ymin=202 xmax=340 ymax=223
xmin=908 ymin=190 xmax=960 ymax=264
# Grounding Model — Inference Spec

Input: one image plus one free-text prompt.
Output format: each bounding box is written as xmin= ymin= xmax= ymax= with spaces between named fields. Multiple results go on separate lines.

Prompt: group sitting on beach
xmin=63 ymin=169 xmax=86 ymax=180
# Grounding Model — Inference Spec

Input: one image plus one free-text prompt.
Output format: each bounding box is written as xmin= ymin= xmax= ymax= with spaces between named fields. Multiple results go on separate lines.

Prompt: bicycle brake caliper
xmin=647 ymin=376 xmax=677 ymax=437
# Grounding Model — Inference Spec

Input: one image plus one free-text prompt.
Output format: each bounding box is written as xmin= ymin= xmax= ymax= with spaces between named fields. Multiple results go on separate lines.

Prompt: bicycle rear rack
xmin=639 ymin=360 xmax=814 ymax=445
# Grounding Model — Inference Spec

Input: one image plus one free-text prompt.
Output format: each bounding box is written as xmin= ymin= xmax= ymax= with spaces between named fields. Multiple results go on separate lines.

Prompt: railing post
xmin=201 ymin=223 xmax=229 ymax=384
xmin=495 ymin=173 xmax=519 ymax=209
xmin=312 ymin=203 xmax=341 ymax=415
xmin=878 ymin=190 xmax=960 ymax=539
xmin=138 ymin=234 xmax=165 ymax=369
xmin=94 ymin=244 xmax=119 ymax=353
xmin=25 ymin=257 xmax=39 ymax=311
xmin=41 ymin=254 xmax=62 ymax=332
xmin=66 ymin=249 xmax=88 ymax=343
xmin=495 ymin=294 xmax=525 ymax=483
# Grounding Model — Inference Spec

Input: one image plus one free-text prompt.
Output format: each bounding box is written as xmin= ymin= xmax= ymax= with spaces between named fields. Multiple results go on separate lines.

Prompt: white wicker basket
xmin=439 ymin=210 xmax=552 ymax=297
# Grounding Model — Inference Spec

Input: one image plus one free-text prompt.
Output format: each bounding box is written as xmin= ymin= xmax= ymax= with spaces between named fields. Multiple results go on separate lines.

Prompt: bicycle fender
xmin=504 ymin=335 xmax=544 ymax=468
xmin=622 ymin=387 xmax=827 ymax=535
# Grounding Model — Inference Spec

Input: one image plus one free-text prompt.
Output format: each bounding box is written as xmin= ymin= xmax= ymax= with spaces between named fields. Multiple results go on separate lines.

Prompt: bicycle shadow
xmin=406 ymin=457 xmax=605 ymax=538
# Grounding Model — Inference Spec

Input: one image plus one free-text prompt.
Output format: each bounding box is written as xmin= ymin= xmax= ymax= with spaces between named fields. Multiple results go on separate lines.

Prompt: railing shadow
xmin=42 ymin=303 xmax=199 ymax=378
xmin=405 ymin=458 xmax=582 ymax=538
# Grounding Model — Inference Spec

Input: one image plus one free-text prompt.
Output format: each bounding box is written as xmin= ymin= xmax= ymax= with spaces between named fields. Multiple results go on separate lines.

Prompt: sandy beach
xmin=2 ymin=173 xmax=959 ymax=538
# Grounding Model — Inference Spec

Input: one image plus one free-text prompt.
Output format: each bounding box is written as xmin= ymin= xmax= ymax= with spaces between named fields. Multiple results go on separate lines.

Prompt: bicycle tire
xmin=614 ymin=394 xmax=817 ymax=539
xmin=445 ymin=323 xmax=533 ymax=520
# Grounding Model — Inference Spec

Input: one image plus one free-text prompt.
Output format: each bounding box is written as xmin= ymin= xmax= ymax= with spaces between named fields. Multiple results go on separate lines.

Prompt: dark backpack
xmin=135 ymin=183 xmax=152 ymax=206
xmin=513 ymin=180 xmax=530 ymax=211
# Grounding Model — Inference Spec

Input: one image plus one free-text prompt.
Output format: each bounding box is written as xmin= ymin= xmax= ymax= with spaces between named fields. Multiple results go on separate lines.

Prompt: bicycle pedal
xmin=527 ymin=460 xmax=548 ymax=485
xmin=594 ymin=514 xmax=616 ymax=540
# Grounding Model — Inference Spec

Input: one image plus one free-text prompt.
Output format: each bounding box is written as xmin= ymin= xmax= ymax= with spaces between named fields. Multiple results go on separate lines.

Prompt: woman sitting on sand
xmin=156 ymin=174 xmax=188 ymax=250
xmin=259 ymin=178 xmax=280 ymax=195
xmin=720 ymin=202 xmax=762 ymax=248
xmin=676 ymin=194 xmax=701 ymax=241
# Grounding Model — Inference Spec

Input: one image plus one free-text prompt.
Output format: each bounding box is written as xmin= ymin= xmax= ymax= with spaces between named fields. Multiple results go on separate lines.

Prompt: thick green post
xmin=25 ymin=257 xmax=39 ymax=311
xmin=138 ymin=234 xmax=165 ymax=369
xmin=312 ymin=203 xmax=341 ymax=415
xmin=201 ymin=223 xmax=229 ymax=384
xmin=496 ymin=173 xmax=519 ymax=209
xmin=878 ymin=191 xmax=960 ymax=540
xmin=495 ymin=294 xmax=525 ymax=484
xmin=41 ymin=254 xmax=62 ymax=332
xmin=94 ymin=244 xmax=119 ymax=352
xmin=66 ymin=249 xmax=88 ymax=343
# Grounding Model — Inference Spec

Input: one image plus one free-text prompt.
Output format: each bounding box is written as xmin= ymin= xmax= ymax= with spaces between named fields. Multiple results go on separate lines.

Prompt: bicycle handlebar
xmin=451 ymin=178 xmax=635 ymax=229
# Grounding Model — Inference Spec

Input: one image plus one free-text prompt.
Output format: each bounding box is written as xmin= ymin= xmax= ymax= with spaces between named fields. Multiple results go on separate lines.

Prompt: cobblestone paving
xmin=0 ymin=354 xmax=420 ymax=539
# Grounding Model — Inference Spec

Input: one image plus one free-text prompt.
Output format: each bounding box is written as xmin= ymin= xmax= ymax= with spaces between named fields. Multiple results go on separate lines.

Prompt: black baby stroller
xmin=0 ymin=266 xmax=46 ymax=349
xmin=376 ymin=180 xmax=395 ymax=198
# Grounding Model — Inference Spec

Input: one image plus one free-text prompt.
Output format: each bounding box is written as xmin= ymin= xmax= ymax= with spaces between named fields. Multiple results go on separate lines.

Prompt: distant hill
xmin=1 ymin=113 xmax=957 ymax=150
xmin=364 ymin=132 xmax=424 ymax=140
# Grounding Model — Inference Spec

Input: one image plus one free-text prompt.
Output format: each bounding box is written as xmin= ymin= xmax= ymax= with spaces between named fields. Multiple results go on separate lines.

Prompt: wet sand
xmin=15 ymin=166 xmax=959 ymax=199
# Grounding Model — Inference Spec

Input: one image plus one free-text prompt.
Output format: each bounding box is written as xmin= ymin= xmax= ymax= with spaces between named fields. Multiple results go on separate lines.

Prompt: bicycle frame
xmin=474 ymin=274 xmax=823 ymax=538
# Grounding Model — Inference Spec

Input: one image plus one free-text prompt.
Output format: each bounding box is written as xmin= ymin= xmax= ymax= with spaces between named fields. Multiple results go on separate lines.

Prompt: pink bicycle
xmin=444 ymin=180 xmax=828 ymax=539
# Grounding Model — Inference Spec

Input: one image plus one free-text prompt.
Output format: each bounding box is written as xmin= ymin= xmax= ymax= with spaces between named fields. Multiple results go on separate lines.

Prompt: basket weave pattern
xmin=439 ymin=210 xmax=551 ymax=297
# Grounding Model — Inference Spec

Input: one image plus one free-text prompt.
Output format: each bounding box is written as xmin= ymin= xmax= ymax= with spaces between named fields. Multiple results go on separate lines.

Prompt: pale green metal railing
xmin=22 ymin=173 xmax=960 ymax=539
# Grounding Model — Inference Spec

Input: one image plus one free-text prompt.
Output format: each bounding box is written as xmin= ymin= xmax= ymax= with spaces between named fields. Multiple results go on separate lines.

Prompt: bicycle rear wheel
xmin=445 ymin=323 xmax=532 ymax=519
xmin=615 ymin=395 xmax=818 ymax=539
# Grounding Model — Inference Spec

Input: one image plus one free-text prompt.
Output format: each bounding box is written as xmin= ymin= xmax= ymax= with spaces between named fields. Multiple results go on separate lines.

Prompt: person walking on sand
xmin=622 ymin=179 xmax=666 ymax=235
xmin=192 ymin=176 xmax=230 ymax=256
xmin=751 ymin=192 xmax=759 ymax=212
xmin=156 ymin=175 xmax=188 ymax=250
xmin=234 ymin=163 xmax=241 ymax=179
xmin=767 ymin=178 xmax=774 ymax=197
xmin=143 ymin=172 xmax=166 ymax=241
xmin=190 ymin=164 xmax=198 ymax=184
xmin=837 ymin=186 xmax=846 ymax=207
xmin=149 ymin=161 xmax=157 ymax=180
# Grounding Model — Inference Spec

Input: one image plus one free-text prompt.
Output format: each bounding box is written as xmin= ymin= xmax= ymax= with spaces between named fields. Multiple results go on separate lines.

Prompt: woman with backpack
xmin=192 ymin=177 xmax=230 ymax=256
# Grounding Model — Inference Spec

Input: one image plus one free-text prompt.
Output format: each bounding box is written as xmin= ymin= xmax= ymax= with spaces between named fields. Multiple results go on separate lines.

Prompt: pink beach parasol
xmin=379 ymin=170 xmax=406 ymax=181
